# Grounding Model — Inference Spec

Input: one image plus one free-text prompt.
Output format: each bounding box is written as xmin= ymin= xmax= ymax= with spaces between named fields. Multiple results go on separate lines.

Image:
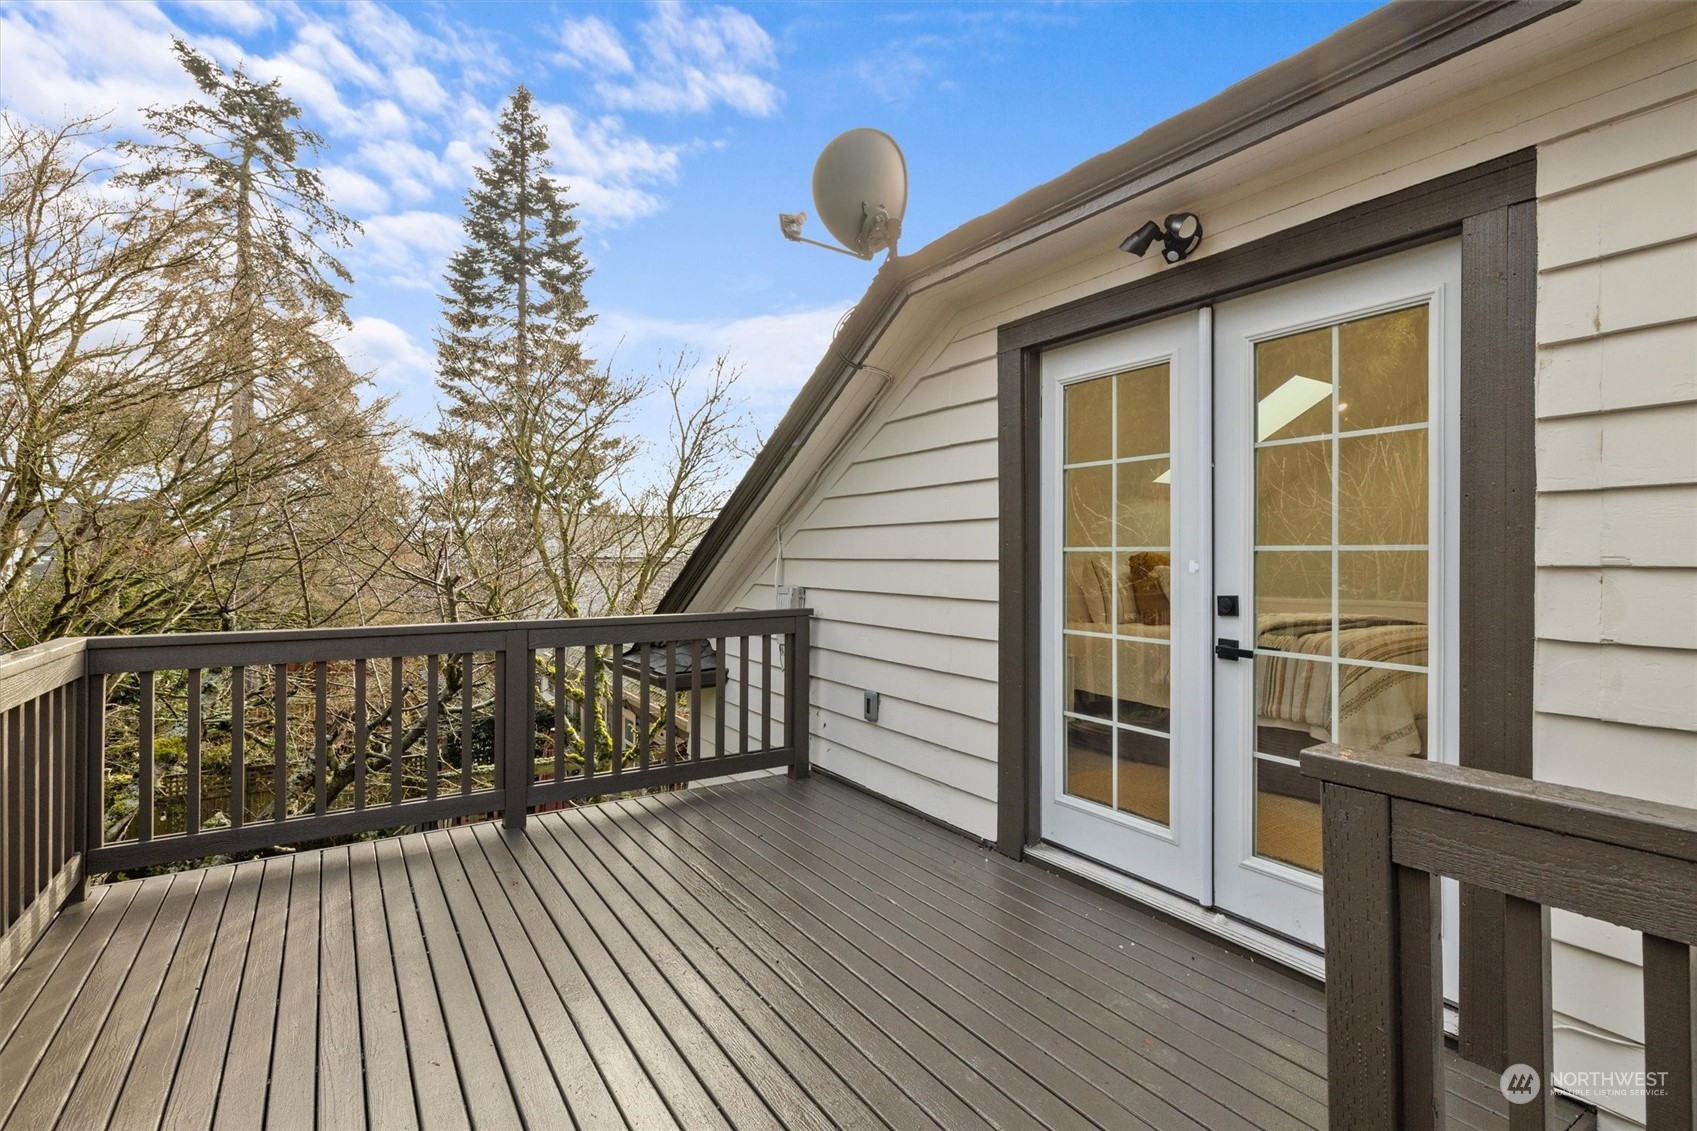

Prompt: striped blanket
xmin=1255 ymin=615 xmax=1428 ymax=756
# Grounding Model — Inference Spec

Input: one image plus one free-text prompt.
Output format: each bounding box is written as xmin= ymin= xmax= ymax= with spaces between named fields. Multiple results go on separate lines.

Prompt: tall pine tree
xmin=425 ymin=86 xmax=641 ymax=620
xmin=434 ymin=86 xmax=595 ymax=437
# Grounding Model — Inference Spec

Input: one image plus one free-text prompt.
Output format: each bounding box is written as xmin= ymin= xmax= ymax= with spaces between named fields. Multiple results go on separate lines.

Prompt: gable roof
xmin=657 ymin=0 xmax=1573 ymax=613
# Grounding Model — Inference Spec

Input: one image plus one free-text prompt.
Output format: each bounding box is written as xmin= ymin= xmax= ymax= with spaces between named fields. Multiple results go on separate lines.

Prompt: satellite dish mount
xmin=780 ymin=128 xmax=907 ymax=261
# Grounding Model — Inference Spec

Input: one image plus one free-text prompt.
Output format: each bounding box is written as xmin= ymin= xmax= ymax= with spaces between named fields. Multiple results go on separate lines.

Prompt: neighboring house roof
xmin=657 ymin=0 xmax=1573 ymax=613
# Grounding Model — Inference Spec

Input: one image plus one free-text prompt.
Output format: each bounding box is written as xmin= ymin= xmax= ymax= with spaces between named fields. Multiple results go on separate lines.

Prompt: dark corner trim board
xmin=995 ymin=151 xmax=1538 ymax=1049
xmin=657 ymin=0 xmax=1573 ymax=616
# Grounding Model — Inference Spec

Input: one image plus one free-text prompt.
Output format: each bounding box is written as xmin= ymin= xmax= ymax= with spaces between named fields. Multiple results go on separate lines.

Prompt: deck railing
xmin=1303 ymin=745 xmax=1696 ymax=1131
xmin=0 ymin=609 xmax=810 ymax=980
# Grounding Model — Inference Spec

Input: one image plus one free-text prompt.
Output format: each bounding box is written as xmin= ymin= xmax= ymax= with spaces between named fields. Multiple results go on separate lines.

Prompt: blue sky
xmin=3 ymin=0 xmax=1377 ymax=440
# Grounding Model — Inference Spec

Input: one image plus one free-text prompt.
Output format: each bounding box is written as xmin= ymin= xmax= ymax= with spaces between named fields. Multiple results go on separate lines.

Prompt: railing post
xmin=1319 ymin=781 xmax=1441 ymax=1130
xmin=501 ymin=629 xmax=531 ymax=830
xmin=76 ymin=671 xmax=103 ymax=902
xmin=786 ymin=612 xmax=810 ymax=780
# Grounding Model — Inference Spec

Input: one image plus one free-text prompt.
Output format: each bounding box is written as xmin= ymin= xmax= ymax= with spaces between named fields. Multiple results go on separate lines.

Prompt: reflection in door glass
xmin=1061 ymin=364 xmax=1173 ymax=825
xmin=1250 ymin=305 xmax=1432 ymax=873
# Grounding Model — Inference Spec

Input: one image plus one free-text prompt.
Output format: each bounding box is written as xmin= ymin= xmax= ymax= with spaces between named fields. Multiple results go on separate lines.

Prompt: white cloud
xmin=854 ymin=48 xmax=936 ymax=109
xmin=319 ymin=165 xmax=391 ymax=213
xmin=566 ymin=3 xmax=781 ymax=118
xmin=339 ymin=316 xmax=436 ymax=399
xmin=0 ymin=2 xmax=205 ymax=132
xmin=535 ymin=103 xmax=684 ymax=225
xmin=173 ymin=0 xmax=274 ymax=35
xmin=589 ymin=304 xmax=849 ymax=419
xmin=349 ymin=210 xmax=464 ymax=290
xmin=557 ymin=15 xmax=633 ymax=76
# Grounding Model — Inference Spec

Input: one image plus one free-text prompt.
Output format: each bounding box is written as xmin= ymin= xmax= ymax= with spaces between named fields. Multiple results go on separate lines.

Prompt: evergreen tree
xmin=425 ymin=86 xmax=639 ymax=619
xmin=125 ymin=39 xmax=362 ymax=444
xmin=434 ymin=85 xmax=595 ymax=436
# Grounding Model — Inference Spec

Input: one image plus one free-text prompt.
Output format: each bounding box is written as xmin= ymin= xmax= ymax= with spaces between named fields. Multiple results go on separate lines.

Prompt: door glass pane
xmin=1065 ymin=466 xmax=1112 ymax=547
xmin=1064 ymin=633 xmax=1112 ymax=719
xmin=1065 ymin=375 xmax=1112 ymax=463
xmin=1339 ymin=550 xmax=1427 ymax=624
xmin=1117 ymin=460 xmax=1171 ymax=547
xmin=1256 ymin=442 xmax=1331 ymax=546
xmin=1253 ymin=758 xmax=1322 ymax=872
xmin=1116 ymin=639 xmax=1171 ymax=732
xmin=1058 ymin=361 xmax=1173 ymax=828
xmin=1116 ymin=363 xmax=1169 ymax=457
xmin=1256 ymin=551 xmax=1331 ymax=626
xmin=1339 ymin=430 xmax=1427 ymax=545
xmin=1065 ymin=551 xmax=1114 ymax=627
xmin=1251 ymin=305 xmax=1433 ymax=875
xmin=1117 ymin=728 xmax=1170 ymax=824
xmin=1065 ymin=718 xmax=1114 ymax=806
xmin=1339 ymin=306 xmax=1427 ymax=431
xmin=1255 ymin=327 xmax=1333 ymax=441
xmin=1117 ymin=552 xmax=1172 ymax=635
xmin=1337 ymin=663 xmax=1428 ymax=756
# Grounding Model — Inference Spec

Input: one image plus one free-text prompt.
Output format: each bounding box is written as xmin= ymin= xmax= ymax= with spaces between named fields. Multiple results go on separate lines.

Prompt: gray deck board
xmin=0 ymin=774 xmax=1597 ymax=1130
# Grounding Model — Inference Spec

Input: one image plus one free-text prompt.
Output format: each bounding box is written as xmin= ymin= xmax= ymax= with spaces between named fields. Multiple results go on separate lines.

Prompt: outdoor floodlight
xmin=1121 ymin=212 xmax=1204 ymax=263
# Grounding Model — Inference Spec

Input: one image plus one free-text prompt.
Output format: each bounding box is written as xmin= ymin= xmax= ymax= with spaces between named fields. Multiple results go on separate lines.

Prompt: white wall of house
xmin=1533 ymin=88 xmax=1697 ymax=1129
xmin=693 ymin=6 xmax=1694 ymax=1123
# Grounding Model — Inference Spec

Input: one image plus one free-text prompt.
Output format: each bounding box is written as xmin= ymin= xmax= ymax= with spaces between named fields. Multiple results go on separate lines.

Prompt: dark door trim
xmin=995 ymin=149 xmax=1537 ymax=1061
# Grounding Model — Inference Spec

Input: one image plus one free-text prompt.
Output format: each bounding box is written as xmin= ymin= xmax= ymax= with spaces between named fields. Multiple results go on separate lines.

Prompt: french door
xmin=1040 ymin=241 xmax=1460 ymax=954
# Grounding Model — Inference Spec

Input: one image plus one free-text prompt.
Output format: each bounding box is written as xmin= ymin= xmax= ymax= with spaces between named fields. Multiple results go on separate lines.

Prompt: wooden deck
xmin=0 ymin=774 xmax=1593 ymax=1130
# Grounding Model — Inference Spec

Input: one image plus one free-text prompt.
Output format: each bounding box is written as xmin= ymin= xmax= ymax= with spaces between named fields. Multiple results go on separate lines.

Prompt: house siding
xmin=692 ymin=8 xmax=1693 ymax=1123
xmin=1533 ymin=89 xmax=1697 ymax=1128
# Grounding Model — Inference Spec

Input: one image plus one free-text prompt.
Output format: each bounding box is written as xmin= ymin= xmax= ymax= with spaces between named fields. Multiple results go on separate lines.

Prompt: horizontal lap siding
xmin=1535 ymin=88 xmax=1697 ymax=1127
xmin=724 ymin=356 xmax=1003 ymax=840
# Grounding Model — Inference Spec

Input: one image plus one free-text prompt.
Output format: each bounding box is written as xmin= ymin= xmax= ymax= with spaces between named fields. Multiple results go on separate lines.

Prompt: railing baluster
xmin=637 ymin=644 xmax=651 ymax=775
xmin=230 ymin=666 xmax=245 ymax=829
xmin=738 ymin=636 xmax=749 ymax=757
xmin=390 ymin=657 xmax=404 ymax=806
xmin=1502 ymin=895 xmax=1551 ymax=1131
xmin=426 ymin=655 xmax=440 ymax=802
xmin=459 ymin=654 xmax=472 ymax=798
xmin=1397 ymin=865 xmax=1443 ymax=1131
xmin=272 ymin=664 xmax=288 ymax=823
xmin=713 ymin=637 xmax=726 ymax=760
xmin=583 ymin=645 xmax=597 ymax=782
xmin=689 ymin=640 xmax=702 ymax=764
xmin=353 ymin=660 xmax=367 ymax=811
xmin=609 ymin=646 xmax=623 ymax=783
xmin=1642 ymin=934 xmax=1694 ymax=1128
xmin=42 ymin=691 xmax=57 ymax=882
xmin=137 ymin=671 xmax=154 ymax=842
xmin=9 ymin=706 xmax=24 ymax=923
xmin=22 ymin=698 xmax=38 ymax=887
xmin=553 ymin=647 xmax=566 ymax=785
xmin=187 ymin=671 xmax=202 ymax=835
xmin=314 ymin=663 xmax=328 ymax=816
xmin=664 ymin=644 xmax=677 ymax=767
xmin=86 ymin=674 xmax=104 ymax=869
xmin=761 ymin=634 xmax=772 ymax=752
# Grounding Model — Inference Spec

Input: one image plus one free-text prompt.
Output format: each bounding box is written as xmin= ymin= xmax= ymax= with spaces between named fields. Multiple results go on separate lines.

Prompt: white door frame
xmin=1037 ymin=311 xmax=1212 ymax=902
xmin=1210 ymin=240 xmax=1463 ymax=953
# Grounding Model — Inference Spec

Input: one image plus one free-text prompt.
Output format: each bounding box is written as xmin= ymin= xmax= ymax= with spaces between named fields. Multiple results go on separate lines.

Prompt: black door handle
xmin=1215 ymin=638 xmax=1254 ymax=661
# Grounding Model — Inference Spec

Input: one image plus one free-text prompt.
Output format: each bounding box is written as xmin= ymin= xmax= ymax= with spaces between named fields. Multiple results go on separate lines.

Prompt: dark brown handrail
xmin=0 ymin=609 xmax=812 ymax=976
xmin=1302 ymin=744 xmax=1697 ymax=1130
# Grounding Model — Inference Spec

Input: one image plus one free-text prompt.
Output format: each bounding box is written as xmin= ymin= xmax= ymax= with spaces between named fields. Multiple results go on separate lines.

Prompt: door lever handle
xmin=1215 ymin=638 xmax=1254 ymax=661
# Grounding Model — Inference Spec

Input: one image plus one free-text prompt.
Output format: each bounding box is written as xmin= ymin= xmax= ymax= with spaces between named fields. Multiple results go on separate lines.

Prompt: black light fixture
xmin=1121 ymin=212 xmax=1203 ymax=263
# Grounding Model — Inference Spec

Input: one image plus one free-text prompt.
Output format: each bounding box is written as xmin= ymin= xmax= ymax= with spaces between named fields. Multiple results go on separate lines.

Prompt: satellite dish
xmin=778 ymin=128 xmax=906 ymax=261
